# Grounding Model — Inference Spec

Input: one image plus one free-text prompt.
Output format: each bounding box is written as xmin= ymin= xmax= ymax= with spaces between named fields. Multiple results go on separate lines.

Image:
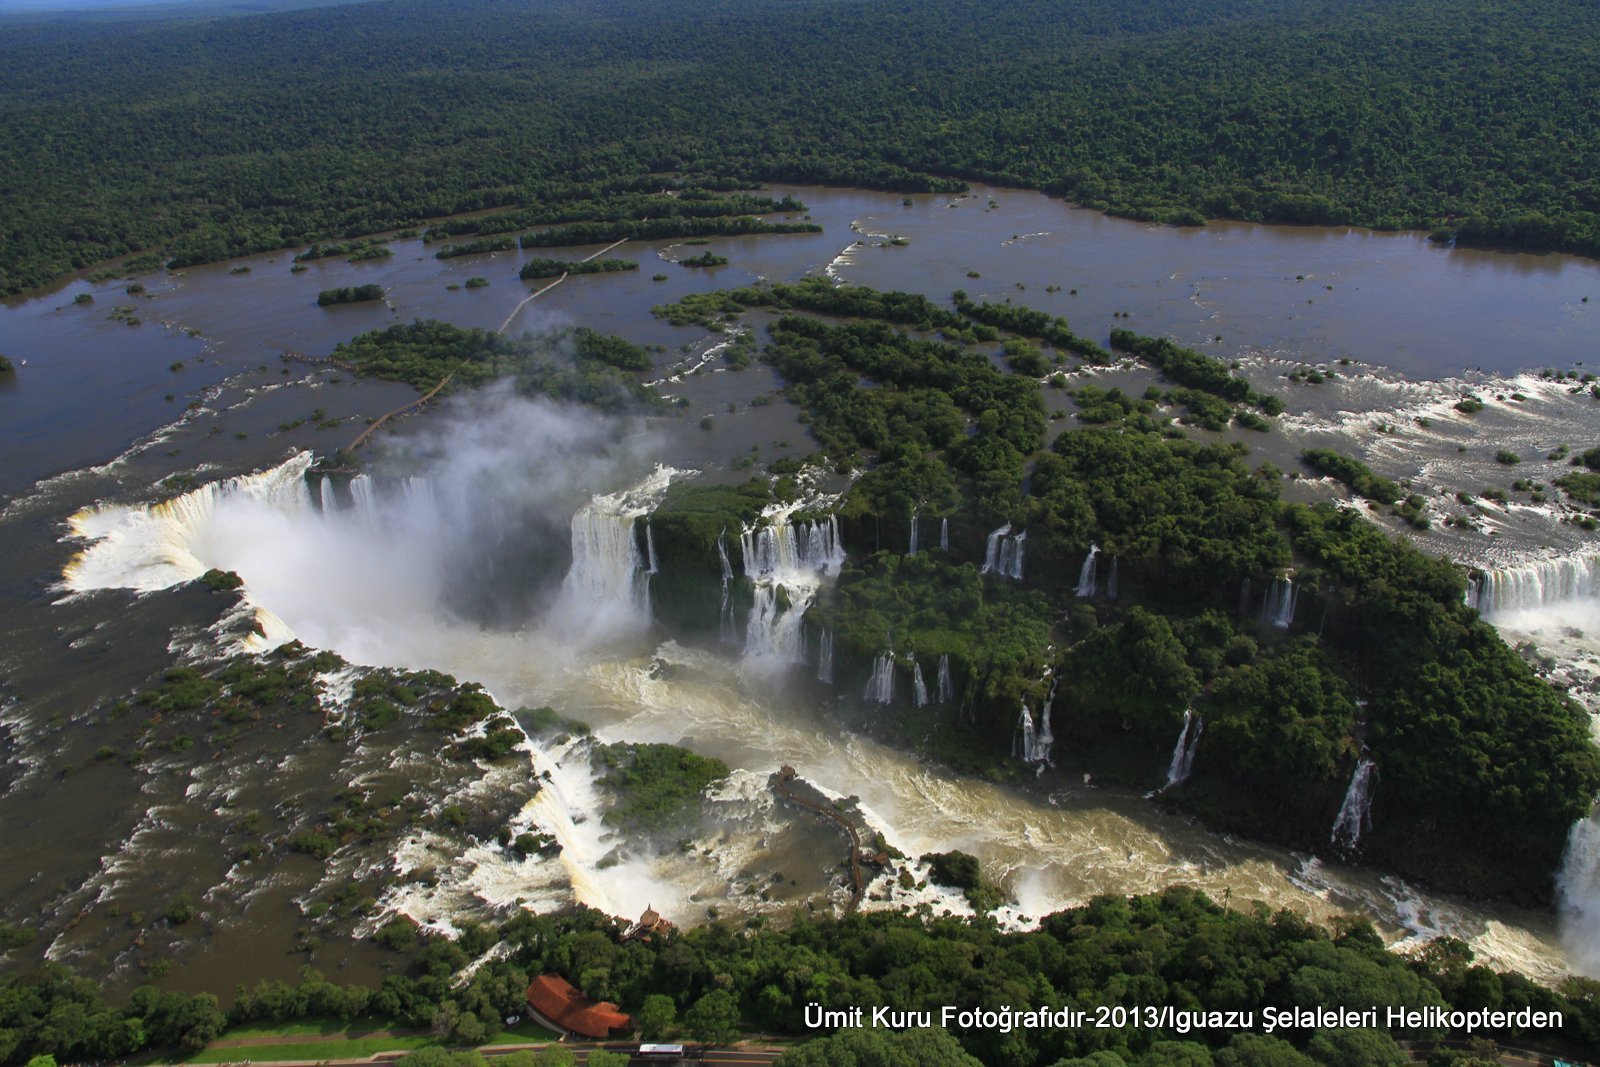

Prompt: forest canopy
xmin=5 ymin=0 xmax=1600 ymax=293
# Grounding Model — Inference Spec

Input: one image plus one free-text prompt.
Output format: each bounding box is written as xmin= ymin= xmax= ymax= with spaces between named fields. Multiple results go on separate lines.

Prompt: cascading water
xmin=562 ymin=491 xmax=655 ymax=627
xmin=1468 ymin=551 xmax=1599 ymax=620
xmin=817 ymin=629 xmax=834 ymax=684
xmin=1556 ymin=810 xmax=1600 ymax=977
xmin=716 ymin=529 xmax=735 ymax=641
xmin=908 ymin=513 xmax=919 ymax=556
xmin=912 ymin=660 xmax=929 ymax=707
xmin=1036 ymin=679 xmax=1056 ymax=762
xmin=864 ymin=653 xmax=895 ymax=704
xmin=1076 ymin=544 xmax=1099 ymax=597
xmin=981 ymin=525 xmax=1025 ymax=579
xmin=1261 ymin=575 xmax=1297 ymax=630
xmin=740 ymin=513 xmax=846 ymax=667
xmin=936 ymin=654 xmax=953 ymax=704
xmin=940 ymin=517 xmax=949 ymax=552
xmin=319 ymin=476 xmax=337 ymax=513
xmin=349 ymin=473 xmax=375 ymax=520
xmin=982 ymin=524 xmax=1011 ymax=573
xmin=1015 ymin=701 xmax=1051 ymax=764
xmin=645 ymin=523 xmax=659 ymax=575
xmin=1331 ymin=758 xmax=1376 ymax=849
xmin=1164 ymin=709 xmax=1203 ymax=789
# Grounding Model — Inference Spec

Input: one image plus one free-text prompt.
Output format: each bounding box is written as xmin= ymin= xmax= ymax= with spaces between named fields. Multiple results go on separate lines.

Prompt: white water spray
xmin=908 ymin=513 xmax=919 ymax=556
xmin=1164 ymin=709 xmax=1203 ymax=789
xmin=1076 ymin=544 xmax=1099 ymax=597
xmin=740 ymin=513 xmax=846 ymax=669
xmin=981 ymin=524 xmax=1025 ymax=579
xmin=864 ymin=653 xmax=895 ymax=704
xmin=940 ymin=517 xmax=949 ymax=552
xmin=817 ymin=628 xmax=834 ymax=684
xmin=1262 ymin=575 xmax=1297 ymax=630
xmin=1331 ymin=758 xmax=1376 ymax=849
xmin=936 ymin=654 xmax=953 ymax=704
xmin=1556 ymin=810 xmax=1600 ymax=977
xmin=912 ymin=660 xmax=929 ymax=707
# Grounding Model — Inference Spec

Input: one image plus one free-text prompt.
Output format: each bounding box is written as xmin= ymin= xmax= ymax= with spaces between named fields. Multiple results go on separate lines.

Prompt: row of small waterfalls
xmin=56 ymin=451 xmax=1600 ymax=976
xmin=339 ymin=470 xmax=1582 ymax=882
xmin=1465 ymin=550 xmax=1599 ymax=619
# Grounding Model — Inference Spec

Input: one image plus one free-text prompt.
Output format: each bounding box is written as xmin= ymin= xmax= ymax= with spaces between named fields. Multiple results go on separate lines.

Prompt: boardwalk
xmin=770 ymin=766 xmax=871 ymax=911
xmin=497 ymin=236 xmax=629 ymax=336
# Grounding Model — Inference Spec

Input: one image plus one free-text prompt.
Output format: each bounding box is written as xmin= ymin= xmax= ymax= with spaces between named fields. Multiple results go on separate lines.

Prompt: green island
xmin=518 ymin=257 xmax=639 ymax=281
xmin=317 ymin=284 xmax=385 ymax=307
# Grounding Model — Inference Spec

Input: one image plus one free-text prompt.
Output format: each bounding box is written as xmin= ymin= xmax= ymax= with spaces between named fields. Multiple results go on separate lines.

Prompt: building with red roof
xmin=523 ymin=974 xmax=633 ymax=1039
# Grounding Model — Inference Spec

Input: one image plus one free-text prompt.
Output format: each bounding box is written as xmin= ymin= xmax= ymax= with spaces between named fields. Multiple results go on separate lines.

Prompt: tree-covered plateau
xmin=5 ymin=0 xmax=1600 ymax=294
xmin=643 ymin=282 xmax=1600 ymax=904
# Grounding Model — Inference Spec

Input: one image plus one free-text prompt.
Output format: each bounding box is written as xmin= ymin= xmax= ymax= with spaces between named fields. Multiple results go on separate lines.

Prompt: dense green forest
xmin=643 ymin=282 xmax=1600 ymax=903
xmin=4 ymin=0 xmax=1600 ymax=294
xmin=5 ymin=890 xmax=1597 ymax=1066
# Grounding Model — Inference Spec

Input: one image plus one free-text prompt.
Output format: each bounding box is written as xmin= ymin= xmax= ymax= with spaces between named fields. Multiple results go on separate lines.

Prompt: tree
xmin=586 ymin=1051 xmax=629 ymax=1067
xmin=636 ymin=994 xmax=677 ymax=1039
xmin=775 ymin=1027 xmax=983 ymax=1066
xmin=532 ymin=1046 xmax=576 ymax=1067
xmin=684 ymin=989 xmax=740 ymax=1044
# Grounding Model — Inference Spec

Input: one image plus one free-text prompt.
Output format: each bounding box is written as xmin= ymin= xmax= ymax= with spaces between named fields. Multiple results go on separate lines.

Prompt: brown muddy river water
xmin=2 ymin=183 xmax=1598 ymax=995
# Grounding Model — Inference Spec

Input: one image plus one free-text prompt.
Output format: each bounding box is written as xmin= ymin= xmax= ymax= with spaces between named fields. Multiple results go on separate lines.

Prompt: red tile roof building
xmin=523 ymin=974 xmax=633 ymax=1039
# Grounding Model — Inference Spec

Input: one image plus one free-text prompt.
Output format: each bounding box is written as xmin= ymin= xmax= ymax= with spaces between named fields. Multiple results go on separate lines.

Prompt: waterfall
xmin=1016 ymin=701 xmax=1051 ymax=764
xmin=940 ymin=517 xmax=949 ymax=552
xmin=1002 ymin=532 xmax=1025 ymax=579
xmin=1164 ymin=709 xmax=1203 ymax=789
xmin=564 ymin=507 xmax=649 ymax=620
xmin=349 ymin=473 xmax=375 ymax=520
xmin=740 ymin=514 xmax=845 ymax=666
xmin=1557 ymin=810 xmax=1600 ymax=976
xmin=404 ymin=475 xmax=435 ymax=513
xmin=1468 ymin=551 xmax=1599 ymax=620
xmin=1330 ymin=758 xmax=1377 ymax=849
xmin=645 ymin=523 xmax=659 ymax=575
xmin=908 ymin=513 xmax=919 ymax=556
xmin=1076 ymin=544 xmax=1100 ymax=597
xmin=716 ymin=529 xmax=735 ymax=641
xmin=1037 ymin=679 xmax=1056 ymax=756
xmin=1261 ymin=576 xmax=1297 ymax=630
xmin=982 ymin=524 xmax=1026 ymax=580
xmin=558 ymin=467 xmax=678 ymax=631
xmin=936 ymin=654 xmax=953 ymax=704
xmin=318 ymin=476 xmax=336 ymax=513
xmin=912 ymin=660 xmax=929 ymax=707
xmin=1107 ymin=557 xmax=1119 ymax=600
xmin=1015 ymin=702 xmax=1036 ymax=760
xmin=864 ymin=653 xmax=895 ymax=704
xmin=982 ymin=524 xmax=1011 ymax=573
xmin=817 ymin=629 xmax=834 ymax=684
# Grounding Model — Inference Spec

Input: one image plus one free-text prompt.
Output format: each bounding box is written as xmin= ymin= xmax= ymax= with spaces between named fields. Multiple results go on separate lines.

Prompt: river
xmin=2 ymin=183 xmax=1597 ymax=993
